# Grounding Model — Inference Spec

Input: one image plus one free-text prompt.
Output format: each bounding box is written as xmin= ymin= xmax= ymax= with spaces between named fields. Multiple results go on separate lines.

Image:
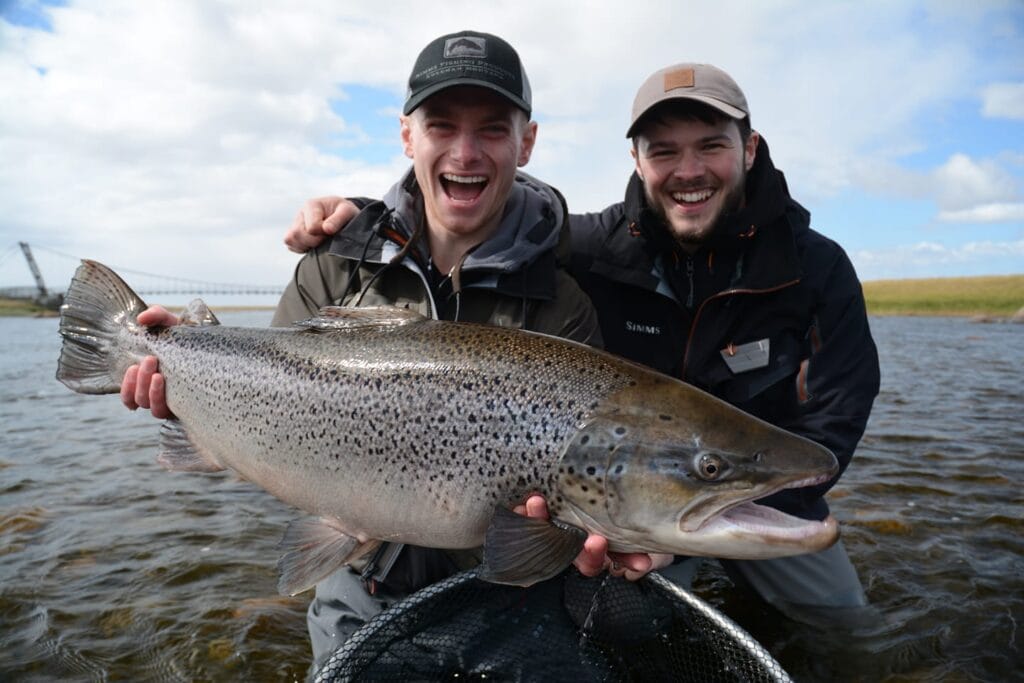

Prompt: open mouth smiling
xmin=441 ymin=173 xmax=488 ymax=202
xmin=670 ymin=188 xmax=714 ymax=206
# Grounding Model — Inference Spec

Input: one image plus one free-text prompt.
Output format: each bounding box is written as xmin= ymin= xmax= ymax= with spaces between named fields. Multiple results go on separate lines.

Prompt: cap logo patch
xmin=444 ymin=36 xmax=487 ymax=59
xmin=663 ymin=67 xmax=695 ymax=92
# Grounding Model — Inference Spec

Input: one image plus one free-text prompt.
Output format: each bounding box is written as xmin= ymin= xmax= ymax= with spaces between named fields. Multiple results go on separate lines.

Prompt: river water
xmin=1 ymin=313 xmax=1021 ymax=681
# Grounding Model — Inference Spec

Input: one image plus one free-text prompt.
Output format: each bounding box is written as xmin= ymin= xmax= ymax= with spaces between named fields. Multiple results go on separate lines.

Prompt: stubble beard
xmin=648 ymin=172 xmax=748 ymax=251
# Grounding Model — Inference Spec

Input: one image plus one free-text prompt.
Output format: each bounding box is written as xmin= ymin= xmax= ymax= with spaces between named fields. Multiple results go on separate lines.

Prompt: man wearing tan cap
xmin=566 ymin=63 xmax=879 ymax=617
xmin=282 ymin=61 xmax=880 ymax=621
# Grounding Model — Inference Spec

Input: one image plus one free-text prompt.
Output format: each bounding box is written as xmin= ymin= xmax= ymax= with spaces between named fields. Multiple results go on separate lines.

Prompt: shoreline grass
xmin=862 ymin=274 xmax=1024 ymax=318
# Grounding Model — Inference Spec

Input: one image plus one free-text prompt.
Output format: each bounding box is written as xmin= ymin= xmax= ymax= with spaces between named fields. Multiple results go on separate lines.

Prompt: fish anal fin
xmin=478 ymin=506 xmax=587 ymax=586
xmin=276 ymin=517 xmax=380 ymax=596
xmin=156 ymin=419 xmax=224 ymax=472
xmin=295 ymin=305 xmax=426 ymax=332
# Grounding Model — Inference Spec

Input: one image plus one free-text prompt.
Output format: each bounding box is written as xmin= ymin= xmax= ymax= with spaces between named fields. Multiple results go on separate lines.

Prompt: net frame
xmin=314 ymin=568 xmax=792 ymax=682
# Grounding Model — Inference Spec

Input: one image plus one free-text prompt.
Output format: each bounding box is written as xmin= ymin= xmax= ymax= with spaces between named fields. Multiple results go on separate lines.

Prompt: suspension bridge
xmin=0 ymin=242 xmax=285 ymax=308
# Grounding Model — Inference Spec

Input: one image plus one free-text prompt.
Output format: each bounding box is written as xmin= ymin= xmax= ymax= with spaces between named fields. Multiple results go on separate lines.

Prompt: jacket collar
xmin=328 ymin=169 xmax=569 ymax=300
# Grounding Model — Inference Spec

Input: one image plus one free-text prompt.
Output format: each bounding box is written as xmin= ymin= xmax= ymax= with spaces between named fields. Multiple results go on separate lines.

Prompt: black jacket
xmin=569 ymin=138 xmax=880 ymax=521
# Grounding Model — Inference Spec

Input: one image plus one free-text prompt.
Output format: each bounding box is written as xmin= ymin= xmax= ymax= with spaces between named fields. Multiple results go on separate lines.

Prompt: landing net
xmin=314 ymin=568 xmax=791 ymax=682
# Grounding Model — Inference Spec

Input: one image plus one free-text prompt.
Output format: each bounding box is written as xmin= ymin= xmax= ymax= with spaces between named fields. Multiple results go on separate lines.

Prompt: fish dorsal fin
xmin=179 ymin=298 xmax=221 ymax=327
xmin=477 ymin=506 xmax=587 ymax=586
xmin=295 ymin=305 xmax=427 ymax=332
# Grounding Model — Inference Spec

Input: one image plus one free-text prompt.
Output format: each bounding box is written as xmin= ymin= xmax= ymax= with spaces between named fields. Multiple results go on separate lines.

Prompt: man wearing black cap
xmin=284 ymin=61 xmax=880 ymax=621
xmin=274 ymin=32 xmax=611 ymax=668
xmin=120 ymin=30 xmax=668 ymax=671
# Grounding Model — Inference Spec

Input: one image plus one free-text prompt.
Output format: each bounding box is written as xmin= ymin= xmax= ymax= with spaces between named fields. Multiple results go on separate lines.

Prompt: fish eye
xmin=694 ymin=453 xmax=727 ymax=481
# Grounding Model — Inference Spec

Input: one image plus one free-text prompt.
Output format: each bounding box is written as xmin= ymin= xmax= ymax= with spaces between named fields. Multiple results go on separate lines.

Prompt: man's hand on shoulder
xmin=514 ymin=494 xmax=672 ymax=581
xmin=120 ymin=306 xmax=179 ymax=419
xmin=285 ymin=196 xmax=357 ymax=253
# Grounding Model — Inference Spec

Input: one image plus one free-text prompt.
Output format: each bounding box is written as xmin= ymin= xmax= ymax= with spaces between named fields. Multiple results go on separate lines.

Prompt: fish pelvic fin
xmin=56 ymin=259 xmax=148 ymax=394
xmin=477 ymin=506 xmax=587 ymax=587
xmin=276 ymin=517 xmax=380 ymax=596
xmin=156 ymin=419 xmax=225 ymax=472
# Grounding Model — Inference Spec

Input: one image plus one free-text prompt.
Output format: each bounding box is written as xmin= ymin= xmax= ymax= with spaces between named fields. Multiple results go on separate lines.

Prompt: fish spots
xmin=152 ymin=314 xmax=653 ymax=547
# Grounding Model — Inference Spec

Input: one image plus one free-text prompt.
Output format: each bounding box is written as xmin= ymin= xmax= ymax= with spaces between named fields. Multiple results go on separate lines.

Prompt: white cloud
xmin=0 ymin=0 xmax=1022 ymax=298
xmin=846 ymin=152 xmax=1022 ymax=224
xmin=932 ymin=153 xmax=1019 ymax=212
xmin=937 ymin=203 xmax=1024 ymax=223
xmin=982 ymin=82 xmax=1024 ymax=120
xmin=852 ymin=239 xmax=1024 ymax=280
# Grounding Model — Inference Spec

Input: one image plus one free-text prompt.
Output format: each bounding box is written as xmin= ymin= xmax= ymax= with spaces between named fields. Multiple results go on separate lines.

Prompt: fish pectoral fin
xmin=178 ymin=299 xmax=220 ymax=327
xmin=156 ymin=420 xmax=225 ymax=472
xmin=276 ymin=517 xmax=379 ymax=596
xmin=477 ymin=506 xmax=587 ymax=587
xmin=295 ymin=306 xmax=426 ymax=332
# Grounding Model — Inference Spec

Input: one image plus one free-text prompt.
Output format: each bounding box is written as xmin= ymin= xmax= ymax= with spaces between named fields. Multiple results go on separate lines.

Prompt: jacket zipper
xmin=680 ymin=278 xmax=800 ymax=378
xmin=685 ymin=255 xmax=695 ymax=309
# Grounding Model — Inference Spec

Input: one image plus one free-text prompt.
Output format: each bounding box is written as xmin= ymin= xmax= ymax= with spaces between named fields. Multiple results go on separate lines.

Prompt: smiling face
xmin=632 ymin=109 xmax=758 ymax=251
xmin=401 ymin=86 xmax=537 ymax=254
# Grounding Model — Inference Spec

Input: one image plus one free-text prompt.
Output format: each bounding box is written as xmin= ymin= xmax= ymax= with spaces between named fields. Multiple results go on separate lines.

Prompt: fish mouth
xmin=690 ymin=470 xmax=840 ymax=551
xmin=684 ymin=468 xmax=835 ymax=534
xmin=716 ymin=503 xmax=839 ymax=547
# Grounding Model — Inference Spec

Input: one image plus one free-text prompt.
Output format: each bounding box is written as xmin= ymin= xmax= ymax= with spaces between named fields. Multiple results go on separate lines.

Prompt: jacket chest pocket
xmin=699 ymin=332 xmax=805 ymax=410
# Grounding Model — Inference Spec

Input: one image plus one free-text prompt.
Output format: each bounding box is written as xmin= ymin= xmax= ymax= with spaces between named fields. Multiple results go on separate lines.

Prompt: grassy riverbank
xmin=862 ymin=274 xmax=1024 ymax=318
xmin=0 ymin=298 xmax=59 ymax=317
xmin=5 ymin=274 xmax=1024 ymax=318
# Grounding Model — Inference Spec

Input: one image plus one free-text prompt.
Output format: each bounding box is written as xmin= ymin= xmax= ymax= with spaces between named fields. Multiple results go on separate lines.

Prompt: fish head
xmin=553 ymin=377 xmax=840 ymax=559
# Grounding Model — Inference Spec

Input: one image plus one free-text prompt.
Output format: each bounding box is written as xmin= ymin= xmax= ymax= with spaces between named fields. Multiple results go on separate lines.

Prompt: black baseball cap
xmin=403 ymin=31 xmax=532 ymax=116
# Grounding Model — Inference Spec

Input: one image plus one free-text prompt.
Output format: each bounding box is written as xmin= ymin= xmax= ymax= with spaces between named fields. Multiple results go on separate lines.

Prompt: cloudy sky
xmin=1 ymin=0 xmax=1022 ymax=306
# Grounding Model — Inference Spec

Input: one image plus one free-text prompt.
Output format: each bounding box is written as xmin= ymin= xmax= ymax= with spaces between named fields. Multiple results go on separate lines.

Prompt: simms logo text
xmin=626 ymin=320 xmax=662 ymax=335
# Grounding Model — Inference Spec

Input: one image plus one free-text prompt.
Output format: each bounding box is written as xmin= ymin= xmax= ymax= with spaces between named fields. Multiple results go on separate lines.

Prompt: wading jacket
xmin=273 ymin=168 xmax=601 ymax=594
xmin=569 ymin=137 xmax=880 ymax=522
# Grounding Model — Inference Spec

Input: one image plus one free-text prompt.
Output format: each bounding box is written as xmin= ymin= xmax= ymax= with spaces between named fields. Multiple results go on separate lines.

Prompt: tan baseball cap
xmin=626 ymin=63 xmax=749 ymax=137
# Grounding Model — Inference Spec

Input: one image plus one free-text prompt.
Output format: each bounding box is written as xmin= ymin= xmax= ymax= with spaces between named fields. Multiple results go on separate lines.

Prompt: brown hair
xmin=630 ymin=100 xmax=752 ymax=150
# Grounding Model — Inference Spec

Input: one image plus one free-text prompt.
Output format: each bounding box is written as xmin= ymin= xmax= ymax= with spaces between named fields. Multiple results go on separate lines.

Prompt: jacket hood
xmin=329 ymin=167 xmax=570 ymax=301
xmin=379 ymin=167 xmax=566 ymax=274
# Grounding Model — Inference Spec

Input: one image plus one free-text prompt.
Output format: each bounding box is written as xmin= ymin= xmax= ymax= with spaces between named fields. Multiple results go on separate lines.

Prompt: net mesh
xmin=314 ymin=568 xmax=791 ymax=682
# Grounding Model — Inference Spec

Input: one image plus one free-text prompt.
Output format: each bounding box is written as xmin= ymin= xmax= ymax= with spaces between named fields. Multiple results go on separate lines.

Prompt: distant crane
xmin=18 ymin=241 xmax=64 ymax=309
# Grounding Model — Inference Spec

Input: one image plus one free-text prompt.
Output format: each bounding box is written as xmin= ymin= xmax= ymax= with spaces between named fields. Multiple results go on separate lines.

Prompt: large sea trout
xmin=56 ymin=260 xmax=840 ymax=593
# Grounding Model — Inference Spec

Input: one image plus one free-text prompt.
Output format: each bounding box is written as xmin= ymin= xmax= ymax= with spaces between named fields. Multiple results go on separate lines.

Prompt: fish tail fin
xmin=56 ymin=259 xmax=148 ymax=394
